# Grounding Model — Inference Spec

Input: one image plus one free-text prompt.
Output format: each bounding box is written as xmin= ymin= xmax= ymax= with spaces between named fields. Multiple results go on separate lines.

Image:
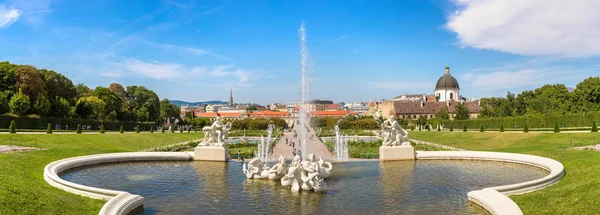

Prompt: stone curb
xmin=417 ymin=151 xmax=565 ymax=215
xmin=43 ymin=152 xmax=193 ymax=215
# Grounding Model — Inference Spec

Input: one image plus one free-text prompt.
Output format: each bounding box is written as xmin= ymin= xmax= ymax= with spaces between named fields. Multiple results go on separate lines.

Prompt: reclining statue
xmin=381 ymin=116 xmax=409 ymax=146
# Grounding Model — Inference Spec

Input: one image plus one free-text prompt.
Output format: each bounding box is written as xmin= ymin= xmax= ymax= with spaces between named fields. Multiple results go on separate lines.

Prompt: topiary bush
xmin=9 ymin=120 xmax=16 ymax=134
xmin=188 ymin=127 xmax=191 ymax=132
xmin=100 ymin=124 xmax=105 ymax=134
xmin=449 ymin=125 xmax=453 ymax=132
xmin=592 ymin=121 xmax=598 ymax=132
xmin=120 ymin=125 xmax=124 ymax=133
xmin=524 ymin=123 xmax=529 ymax=133
xmin=553 ymin=123 xmax=560 ymax=133
xmin=171 ymin=127 xmax=175 ymax=133
xmin=180 ymin=126 xmax=183 ymax=133
xmin=480 ymin=125 xmax=484 ymax=132
xmin=77 ymin=124 xmax=82 ymax=134
xmin=136 ymin=125 xmax=140 ymax=133
xmin=46 ymin=123 xmax=52 ymax=134
xmin=418 ymin=125 xmax=421 ymax=131
xmin=500 ymin=123 xmax=504 ymax=132
xmin=437 ymin=125 xmax=441 ymax=132
xmin=427 ymin=126 xmax=431 ymax=131
xmin=162 ymin=126 xmax=165 ymax=133
xmin=150 ymin=126 xmax=154 ymax=133
xmin=463 ymin=125 xmax=467 ymax=132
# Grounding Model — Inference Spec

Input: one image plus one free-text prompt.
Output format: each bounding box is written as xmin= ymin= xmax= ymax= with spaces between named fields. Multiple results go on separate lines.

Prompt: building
xmin=435 ymin=66 xmax=460 ymax=102
xmin=394 ymin=100 xmax=481 ymax=120
xmin=343 ymin=102 xmax=370 ymax=114
xmin=393 ymin=94 xmax=428 ymax=102
xmin=206 ymin=104 xmax=224 ymax=113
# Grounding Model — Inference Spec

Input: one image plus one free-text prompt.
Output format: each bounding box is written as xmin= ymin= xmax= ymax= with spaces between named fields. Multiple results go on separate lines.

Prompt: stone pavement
xmin=271 ymin=130 xmax=333 ymax=161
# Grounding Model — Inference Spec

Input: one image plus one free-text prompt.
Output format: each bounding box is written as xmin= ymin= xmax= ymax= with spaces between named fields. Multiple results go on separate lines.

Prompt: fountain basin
xmin=44 ymin=151 xmax=564 ymax=215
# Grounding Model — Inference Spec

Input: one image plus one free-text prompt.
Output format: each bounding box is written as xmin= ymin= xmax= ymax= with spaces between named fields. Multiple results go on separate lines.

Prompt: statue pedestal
xmin=379 ymin=145 xmax=415 ymax=161
xmin=194 ymin=146 xmax=229 ymax=161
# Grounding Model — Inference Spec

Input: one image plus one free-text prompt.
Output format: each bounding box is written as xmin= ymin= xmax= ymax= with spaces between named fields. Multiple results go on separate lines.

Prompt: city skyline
xmin=1 ymin=0 xmax=599 ymax=104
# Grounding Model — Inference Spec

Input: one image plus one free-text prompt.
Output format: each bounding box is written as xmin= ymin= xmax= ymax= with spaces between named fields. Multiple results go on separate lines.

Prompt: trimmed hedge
xmin=443 ymin=112 xmax=600 ymax=130
xmin=0 ymin=114 xmax=156 ymax=131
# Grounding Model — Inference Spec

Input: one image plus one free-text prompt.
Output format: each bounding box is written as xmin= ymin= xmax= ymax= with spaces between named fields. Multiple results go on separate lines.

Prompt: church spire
xmin=444 ymin=64 xmax=450 ymax=75
xmin=229 ymin=88 xmax=234 ymax=106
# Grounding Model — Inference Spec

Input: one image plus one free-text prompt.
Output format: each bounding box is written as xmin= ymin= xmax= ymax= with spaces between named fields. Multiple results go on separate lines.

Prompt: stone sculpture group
xmin=242 ymin=154 xmax=333 ymax=192
xmin=198 ymin=116 xmax=232 ymax=147
xmin=380 ymin=115 xmax=409 ymax=146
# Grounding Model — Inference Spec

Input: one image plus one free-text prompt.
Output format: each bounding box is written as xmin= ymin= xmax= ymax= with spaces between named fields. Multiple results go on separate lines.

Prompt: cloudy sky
xmin=0 ymin=0 xmax=599 ymax=104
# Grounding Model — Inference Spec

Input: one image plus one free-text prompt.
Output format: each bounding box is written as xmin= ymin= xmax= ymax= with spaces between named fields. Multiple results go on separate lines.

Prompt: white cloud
xmin=0 ymin=5 xmax=21 ymax=28
xmin=7 ymin=0 xmax=52 ymax=27
xmin=123 ymin=59 xmax=183 ymax=79
xmin=466 ymin=68 xmax=586 ymax=89
xmin=100 ymin=72 xmax=123 ymax=78
xmin=446 ymin=0 xmax=600 ymax=57
xmin=369 ymin=81 xmax=431 ymax=91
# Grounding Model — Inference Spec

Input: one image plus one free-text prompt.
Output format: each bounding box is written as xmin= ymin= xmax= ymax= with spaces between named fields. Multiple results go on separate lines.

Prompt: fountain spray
xmin=299 ymin=21 xmax=310 ymax=158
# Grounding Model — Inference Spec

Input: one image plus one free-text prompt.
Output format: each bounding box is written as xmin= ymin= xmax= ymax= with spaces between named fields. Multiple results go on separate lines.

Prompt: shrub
xmin=150 ymin=126 xmax=154 ymax=133
xmin=437 ymin=125 xmax=441 ymax=132
xmin=136 ymin=125 xmax=140 ymax=133
xmin=427 ymin=126 xmax=431 ymax=131
xmin=480 ymin=125 xmax=484 ymax=132
xmin=100 ymin=124 xmax=105 ymax=134
xmin=76 ymin=124 xmax=82 ymax=134
xmin=449 ymin=125 xmax=453 ymax=132
xmin=463 ymin=125 xmax=467 ymax=132
xmin=411 ymin=126 xmax=414 ymax=131
xmin=161 ymin=126 xmax=165 ymax=133
xmin=9 ymin=120 xmax=16 ymax=133
xmin=180 ymin=126 xmax=183 ymax=133
xmin=553 ymin=123 xmax=560 ymax=133
xmin=120 ymin=125 xmax=124 ymax=133
xmin=9 ymin=89 xmax=30 ymax=116
xmin=592 ymin=121 xmax=598 ymax=132
xmin=524 ymin=123 xmax=529 ymax=133
xmin=418 ymin=125 xmax=421 ymax=131
xmin=46 ymin=123 xmax=52 ymax=134
xmin=188 ymin=127 xmax=191 ymax=132
xmin=500 ymin=123 xmax=504 ymax=132
xmin=171 ymin=127 xmax=175 ymax=133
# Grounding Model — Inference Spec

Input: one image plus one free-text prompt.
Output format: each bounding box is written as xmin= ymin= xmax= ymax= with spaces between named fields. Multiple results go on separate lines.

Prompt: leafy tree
xmin=108 ymin=83 xmax=128 ymax=107
xmin=592 ymin=121 xmax=598 ymax=132
xmin=435 ymin=106 xmax=450 ymax=120
xmin=75 ymin=96 xmax=105 ymax=119
xmin=160 ymin=99 xmax=180 ymax=124
xmin=136 ymin=125 xmax=140 ymax=133
xmin=75 ymin=83 xmax=92 ymax=99
xmin=38 ymin=69 xmax=76 ymax=104
xmin=46 ymin=123 xmax=52 ymax=134
xmin=51 ymin=98 xmax=71 ymax=118
xmin=33 ymin=95 xmax=51 ymax=116
xmin=246 ymin=105 xmax=257 ymax=111
xmin=15 ymin=65 xmax=45 ymax=102
xmin=553 ymin=123 xmax=560 ymax=133
xmin=9 ymin=88 xmax=30 ymax=115
xmin=500 ymin=123 xmax=504 ymax=132
xmin=0 ymin=61 xmax=17 ymax=93
xmin=463 ymin=125 xmax=467 ymax=132
xmin=571 ymin=77 xmax=600 ymax=113
xmin=9 ymin=120 xmax=16 ymax=133
xmin=126 ymin=86 xmax=160 ymax=122
xmin=416 ymin=115 xmax=427 ymax=128
xmin=76 ymin=124 xmax=82 ymax=134
xmin=455 ymin=103 xmax=470 ymax=120
xmin=93 ymin=86 xmax=122 ymax=120
xmin=120 ymin=125 xmax=124 ymax=133
xmin=100 ymin=124 xmax=105 ymax=134
xmin=0 ymin=91 xmax=10 ymax=114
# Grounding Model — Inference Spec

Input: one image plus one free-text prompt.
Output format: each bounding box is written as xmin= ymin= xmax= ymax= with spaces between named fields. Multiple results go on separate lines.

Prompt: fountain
xmin=298 ymin=21 xmax=310 ymax=157
xmin=334 ymin=124 xmax=349 ymax=161
xmin=194 ymin=116 xmax=233 ymax=161
xmin=255 ymin=124 xmax=274 ymax=162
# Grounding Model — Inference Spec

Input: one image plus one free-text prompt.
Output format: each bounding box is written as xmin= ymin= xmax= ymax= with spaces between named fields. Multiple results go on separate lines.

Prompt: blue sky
xmin=1 ymin=0 xmax=599 ymax=104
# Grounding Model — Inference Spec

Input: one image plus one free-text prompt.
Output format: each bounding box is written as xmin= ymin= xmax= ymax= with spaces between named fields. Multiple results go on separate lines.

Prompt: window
xmin=450 ymin=92 xmax=454 ymax=100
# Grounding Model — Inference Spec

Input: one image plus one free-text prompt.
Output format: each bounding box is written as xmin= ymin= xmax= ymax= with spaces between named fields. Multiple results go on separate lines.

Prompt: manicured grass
xmin=0 ymin=133 xmax=202 ymax=215
xmin=409 ymin=131 xmax=600 ymax=214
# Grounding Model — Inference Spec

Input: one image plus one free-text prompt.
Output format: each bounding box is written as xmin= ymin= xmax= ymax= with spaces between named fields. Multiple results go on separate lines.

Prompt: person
xmin=237 ymin=150 xmax=242 ymax=161
xmin=292 ymin=148 xmax=297 ymax=157
xmin=292 ymin=141 xmax=295 ymax=148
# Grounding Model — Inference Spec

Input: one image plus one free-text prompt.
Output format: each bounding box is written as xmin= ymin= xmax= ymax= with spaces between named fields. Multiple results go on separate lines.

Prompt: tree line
xmin=0 ymin=61 xmax=181 ymax=124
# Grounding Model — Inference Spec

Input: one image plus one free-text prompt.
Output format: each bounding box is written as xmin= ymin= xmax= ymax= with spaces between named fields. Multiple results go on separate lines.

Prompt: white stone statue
xmin=268 ymin=155 xmax=289 ymax=180
xmin=199 ymin=116 xmax=232 ymax=147
xmin=242 ymin=158 xmax=267 ymax=179
xmin=381 ymin=116 xmax=409 ymax=146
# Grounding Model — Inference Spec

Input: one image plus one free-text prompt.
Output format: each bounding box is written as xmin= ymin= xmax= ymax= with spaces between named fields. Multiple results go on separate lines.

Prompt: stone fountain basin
xmin=43 ymin=151 xmax=564 ymax=215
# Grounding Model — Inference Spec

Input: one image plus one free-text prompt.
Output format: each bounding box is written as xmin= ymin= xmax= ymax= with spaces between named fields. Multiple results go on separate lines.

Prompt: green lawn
xmin=0 ymin=133 xmax=203 ymax=215
xmin=409 ymin=131 xmax=600 ymax=214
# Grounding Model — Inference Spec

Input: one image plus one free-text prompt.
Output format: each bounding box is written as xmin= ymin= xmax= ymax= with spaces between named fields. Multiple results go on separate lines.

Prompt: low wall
xmin=43 ymin=152 xmax=193 ymax=215
xmin=417 ymin=151 xmax=565 ymax=215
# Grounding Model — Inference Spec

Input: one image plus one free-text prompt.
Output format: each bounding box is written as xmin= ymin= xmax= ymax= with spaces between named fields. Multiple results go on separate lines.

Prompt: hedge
xmin=0 ymin=114 xmax=157 ymax=131
xmin=443 ymin=111 xmax=600 ymax=129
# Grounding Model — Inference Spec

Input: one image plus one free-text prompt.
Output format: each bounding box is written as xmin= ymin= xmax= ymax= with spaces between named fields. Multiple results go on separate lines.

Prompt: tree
xmin=0 ymin=61 xmax=17 ymax=93
xmin=38 ymin=69 xmax=76 ymax=104
xmin=0 ymin=91 xmax=10 ymax=114
xmin=93 ymin=86 xmax=122 ymax=120
xmin=553 ymin=123 xmax=560 ymax=133
xmin=120 ymin=125 xmax=124 ymax=133
xmin=9 ymin=88 xmax=30 ymax=115
xmin=126 ymin=86 xmax=160 ymax=122
xmin=500 ymin=124 xmax=504 ymax=132
xmin=160 ymin=99 xmax=180 ymax=124
xmin=100 ymin=124 xmax=105 ymax=134
xmin=14 ymin=65 xmax=45 ymax=102
xmin=592 ymin=121 xmax=598 ymax=132
xmin=75 ymin=83 xmax=92 ymax=99
xmin=572 ymin=77 xmax=600 ymax=113
xmin=435 ymin=106 xmax=450 ymax=120
xmin=75 ymin=96 xmax=105 ymax=119
xmin=33 ymin=95 xmax=51 ymax=116
xmin=455 ymin=103 xmax=470 ymax=120
xmin=246 ymin=105 xmax=257 ymax=111
xmin=9 ymin=120 xmax=16 ymax=133
xmin=46 ymin=123 xmax=52 ymax=134
xmin=463 ymin=125 xmax=467 ymax=132
xmin=76 ymin=124 xmax=82 ymax=134
xmin=51 ymin=98 xmax=71 ymax=118
xmin=108 ymin=83 xmax=128 ymax=106
xmin=136 ymin=125 xmax=140 ymax=133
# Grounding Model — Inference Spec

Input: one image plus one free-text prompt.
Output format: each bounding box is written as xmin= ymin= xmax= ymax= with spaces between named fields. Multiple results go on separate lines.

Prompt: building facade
xmin=434 ymin=66 xmax=460 ymax=102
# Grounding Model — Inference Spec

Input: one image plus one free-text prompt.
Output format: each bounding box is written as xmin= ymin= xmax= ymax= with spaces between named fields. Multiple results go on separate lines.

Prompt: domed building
xmin=434 ymin=66 xmax=460 ymax=102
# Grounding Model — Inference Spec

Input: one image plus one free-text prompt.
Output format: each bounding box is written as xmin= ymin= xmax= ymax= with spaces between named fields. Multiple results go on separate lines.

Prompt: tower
xmin=434 ymin=65 xmax=460 ymax=102
xmin=229 ymin=88 xmax=234 ymax=106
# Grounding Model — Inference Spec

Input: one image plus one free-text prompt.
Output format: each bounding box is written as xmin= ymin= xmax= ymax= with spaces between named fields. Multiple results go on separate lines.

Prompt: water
xmin=334 ymin=130 xmax=349 ymax=161
xmin=298 ymin=21 xmax=310 ymax=157
xmin=60 ymin=160 xmax=548 ymax=215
